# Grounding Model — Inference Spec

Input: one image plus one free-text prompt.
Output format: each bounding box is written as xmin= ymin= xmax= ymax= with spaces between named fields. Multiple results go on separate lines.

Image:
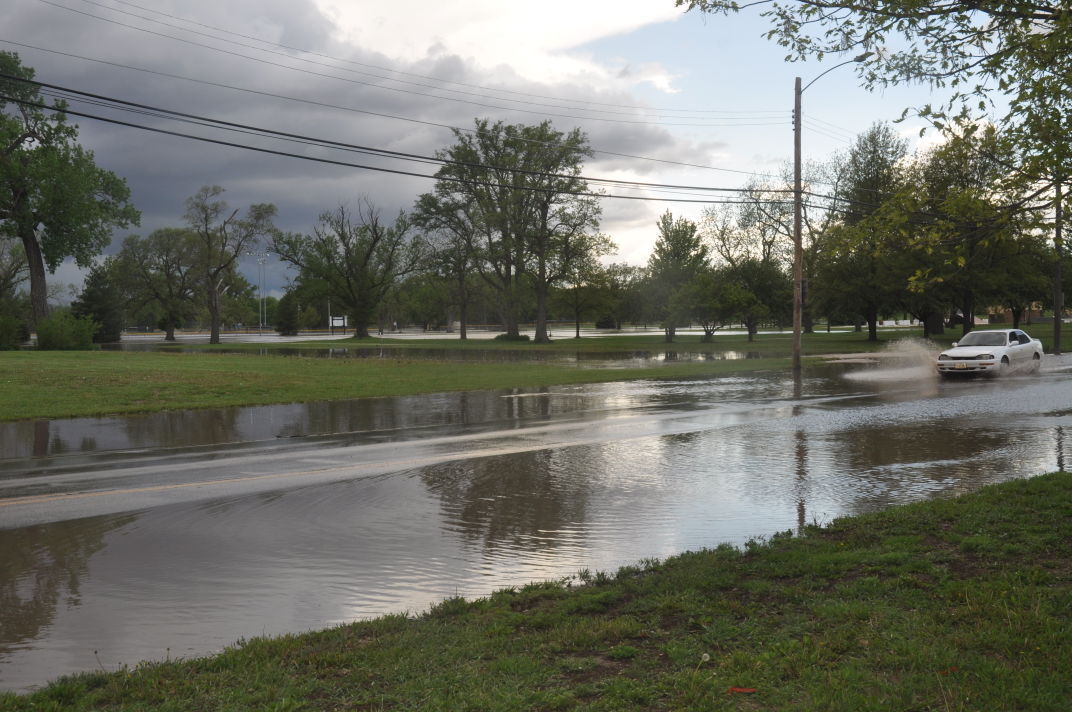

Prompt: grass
xmin=0 ymin=348 xmax=790 ymax=421
xmin=0 ymin=329 xmax=910 ymax=421
xmin=4 ymin=471 xmax=1069 ymax=710
xmin=195 ymin=328 xmax=914 ymax=356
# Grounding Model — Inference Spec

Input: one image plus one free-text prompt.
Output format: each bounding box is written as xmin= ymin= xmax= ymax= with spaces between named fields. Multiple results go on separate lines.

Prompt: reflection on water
xmin=0 ymin=515 xmax=135 ymax=669
xmin=2 ymin=363 xmax=1072 ymax=691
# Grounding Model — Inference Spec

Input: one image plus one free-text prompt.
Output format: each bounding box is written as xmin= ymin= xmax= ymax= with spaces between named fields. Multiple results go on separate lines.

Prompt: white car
xmin=936 ymin=328 xmax=1043 ymax=376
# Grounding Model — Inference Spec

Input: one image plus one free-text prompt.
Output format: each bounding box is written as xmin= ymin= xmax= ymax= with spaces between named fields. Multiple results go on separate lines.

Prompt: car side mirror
xmin=951 ymin=342 xmax=958 ymax=348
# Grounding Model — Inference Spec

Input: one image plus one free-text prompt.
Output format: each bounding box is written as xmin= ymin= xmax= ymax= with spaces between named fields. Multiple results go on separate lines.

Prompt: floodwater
xmin=2 ymin=345 xmax=1071 ymax=691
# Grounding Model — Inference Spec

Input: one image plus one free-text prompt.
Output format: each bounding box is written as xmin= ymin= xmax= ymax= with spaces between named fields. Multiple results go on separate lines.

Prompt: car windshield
xmin=958 ymin=331 xmax=1008 ymax=347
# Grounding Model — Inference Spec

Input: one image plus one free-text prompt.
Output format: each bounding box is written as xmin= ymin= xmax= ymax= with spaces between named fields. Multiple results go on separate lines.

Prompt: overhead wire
xmin=69 ymin=0 xmax=789 ymax=117
xmin=20 ymin=76 xmax=799 ymax=196
xmin=0 ymin=39 xmax=795 ymax=184
xmin=34 ymin=0 xmax=789 ymax=128
xmin=2 ymin=88 xmax=792 ymax=206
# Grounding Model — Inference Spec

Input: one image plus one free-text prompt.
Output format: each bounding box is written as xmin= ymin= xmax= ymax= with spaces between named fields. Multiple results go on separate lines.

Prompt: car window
xmin=958 ymin=331 xmax=1007 ymax=347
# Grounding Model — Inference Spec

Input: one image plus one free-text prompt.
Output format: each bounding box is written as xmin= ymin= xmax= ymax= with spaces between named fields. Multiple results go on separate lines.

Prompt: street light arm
xmin=800 ymin=52 xmax=873 ymax=93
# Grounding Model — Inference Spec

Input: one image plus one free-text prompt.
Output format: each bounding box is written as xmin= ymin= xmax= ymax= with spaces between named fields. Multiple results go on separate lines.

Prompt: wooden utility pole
xmin=792 ymin=76 xmax=803 ymax=376
xmin=1056 ymin=182 xmax=1064 ymax=355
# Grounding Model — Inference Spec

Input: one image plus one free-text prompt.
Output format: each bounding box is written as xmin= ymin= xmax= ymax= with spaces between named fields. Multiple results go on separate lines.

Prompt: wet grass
xmin=200 ymin=328 xmax=917 ymax=356
xmin=0 ymin=349 xmax=789 ymax=421
xmin=4 ymin=471 xmax=1070 ymax=710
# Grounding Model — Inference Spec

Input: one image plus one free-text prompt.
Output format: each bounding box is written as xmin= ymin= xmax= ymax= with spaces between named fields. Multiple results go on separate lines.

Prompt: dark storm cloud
xmin=6 ymin=0 xmax=709 ymax=293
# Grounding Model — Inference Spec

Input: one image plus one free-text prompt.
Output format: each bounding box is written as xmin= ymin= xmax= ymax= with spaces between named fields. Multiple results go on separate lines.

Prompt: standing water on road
xmin=2 ymin=356 xmax=1071 ymax=691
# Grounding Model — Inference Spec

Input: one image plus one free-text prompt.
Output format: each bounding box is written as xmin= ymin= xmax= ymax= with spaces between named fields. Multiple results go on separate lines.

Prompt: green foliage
xmin=0 ymin=51 xmax=140 ymax=323
xmin=35 ymin=309 xmax=97 ymax=350
xmin=493 ymin=332 xmax=531 ymax=342
xmin=115 ymin=228 xmax=201 ymax=339
xmin=0 ymin=313 xmax=27 ymax=349
xmin=71 ymin=259 xmax=124 ymax=343
xmin=419 ymin=119 xmax=607 ymax=340
xmin=273 ymin=200 xmax=421 ymax=338
xmin=274 ymin=291 xmax=301 ymax=336
xmin=648 ymin=211 xmax=710 ymax=339
xmin=184 ymin=185 xmax=277 ymax=343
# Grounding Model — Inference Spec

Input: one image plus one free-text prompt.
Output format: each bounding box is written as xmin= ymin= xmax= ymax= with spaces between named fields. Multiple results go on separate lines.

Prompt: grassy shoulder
xmin=0 ymin=348 xmax=789 ymax=421
xmin=6 ymin=471 xmax=1069 ymax=711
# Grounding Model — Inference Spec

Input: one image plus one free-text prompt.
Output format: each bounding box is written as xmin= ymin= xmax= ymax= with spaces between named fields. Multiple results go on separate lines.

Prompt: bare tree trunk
xmin=21 ymin=232 xmax=49 ymax=327
xmin=208 ymin=285 xmax=222 ymax=344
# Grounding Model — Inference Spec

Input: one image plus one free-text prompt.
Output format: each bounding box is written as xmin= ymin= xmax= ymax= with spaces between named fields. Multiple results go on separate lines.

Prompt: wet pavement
xmin=2 ymin=349 xmax=1071 ymax=691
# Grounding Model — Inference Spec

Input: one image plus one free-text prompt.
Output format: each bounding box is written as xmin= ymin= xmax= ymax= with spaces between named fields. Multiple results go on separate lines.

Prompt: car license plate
xmin=955 ymin=362 xmax=967 ymax=369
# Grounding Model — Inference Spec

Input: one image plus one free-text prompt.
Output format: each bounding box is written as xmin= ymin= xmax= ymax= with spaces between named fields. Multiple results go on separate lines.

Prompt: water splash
xmin=841 ymin=338 xmax=938 ymax=384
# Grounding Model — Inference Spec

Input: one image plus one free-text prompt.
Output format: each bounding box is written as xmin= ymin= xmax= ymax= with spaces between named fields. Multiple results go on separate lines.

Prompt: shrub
xmin=493 ymin=333 xmax=531 ymax=342
xmin=36 ymin=309 xmax=98 ymax=350
xmin=0 ymin=313 xmax=27 ymax=350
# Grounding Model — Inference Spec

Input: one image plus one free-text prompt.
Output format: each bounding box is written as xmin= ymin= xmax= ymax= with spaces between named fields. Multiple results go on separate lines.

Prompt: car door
xmin=1009 ymin=330 xmax=1028 ymax=365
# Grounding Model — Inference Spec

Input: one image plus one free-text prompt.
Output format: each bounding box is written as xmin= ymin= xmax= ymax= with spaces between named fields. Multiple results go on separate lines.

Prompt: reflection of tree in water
xmin=421 ymin=449 xmax=592 ymax=552
xmin=122 ymin=408 xmax=241 ymax=448
xmin=0 ymin=514 xmax=135 ymax=661
xmin=831 ymin=424 xmax=1026 ymax=514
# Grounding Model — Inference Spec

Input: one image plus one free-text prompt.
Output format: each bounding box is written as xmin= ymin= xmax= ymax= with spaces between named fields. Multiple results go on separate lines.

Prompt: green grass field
xmin=0 ymin=329 xmax=918 ymax=421
xmin=5 ymin=471 xmax=1069 ymax=711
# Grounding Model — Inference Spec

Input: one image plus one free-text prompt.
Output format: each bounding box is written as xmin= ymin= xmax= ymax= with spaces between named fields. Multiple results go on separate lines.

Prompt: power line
xmin=34 ymin=0 xmax=789 ymax=128
xmin=67 ymin=0 xmax=788 ymax=116
xmin=0 ymin=39 xmax=793 ymax=183
xmin=2 ymin=91 xmax=787 ymax=206
xmin=66 ymin=0 xmax=790 ymax=120
xmin=14 ymin=74 xmax=797 ymax=196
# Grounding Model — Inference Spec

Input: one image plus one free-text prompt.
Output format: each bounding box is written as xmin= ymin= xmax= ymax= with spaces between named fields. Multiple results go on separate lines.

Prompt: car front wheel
xmin=1031 ymin=353 xmax=1041 ymax=373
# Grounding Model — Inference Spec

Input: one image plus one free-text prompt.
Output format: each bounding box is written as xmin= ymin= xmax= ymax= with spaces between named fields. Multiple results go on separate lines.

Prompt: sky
xmin=4 ymin=0 xmax=951 ymax=300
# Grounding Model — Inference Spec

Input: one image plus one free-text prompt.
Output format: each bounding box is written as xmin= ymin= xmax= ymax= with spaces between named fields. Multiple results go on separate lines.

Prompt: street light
xmin=245 ymin=251 xmax=272 ymax=334
xmin=793 ymin=52 xmax=873 ymax=376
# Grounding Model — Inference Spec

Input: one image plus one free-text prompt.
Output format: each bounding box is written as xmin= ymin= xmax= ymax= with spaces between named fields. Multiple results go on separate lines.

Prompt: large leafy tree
xmin=273 ymin=200 xmax=425 ymax=338
xmin=647 ymin=210 xmax=710 ymax=342
xmin=115 ymin=228 xmax=202 ymax=341
xmin=898 ymin=127 xmax=1033 ymax=335
xmin=813 ymin=124 xmax=909 ymax=340
xmin=0 ymin=240 xmax=26 ymax=302
xmin=423 ymin=119 xmax=605 ymax=342
xmin=412 ymin=192 xmax=479 ymax=339
xmin=71 ymin=257 xmax=125 ymax=343
xmin=184 ymin=185 xmax=277 ymax=344
xmin=678 ymin=2 xmax=1070 ymax=147
xmin=0 ymin=51 xmax=140 ymax=325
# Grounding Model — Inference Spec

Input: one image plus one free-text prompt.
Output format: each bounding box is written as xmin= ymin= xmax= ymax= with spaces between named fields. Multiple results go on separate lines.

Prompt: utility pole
xmin=1056 ymin=182 xmax=1064 ymax=355
xmin=791 ymin=53 xmax=870 ymax=381
xmin=792 ymin=76 xmax=803 ymax=376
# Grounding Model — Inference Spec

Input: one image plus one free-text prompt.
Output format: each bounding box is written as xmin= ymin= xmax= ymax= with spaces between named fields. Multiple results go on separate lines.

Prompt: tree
xmin=725 ymin=257 xmax=792 ymax=342
xmin=0 ymin=51 xmax=140 ymax=325
xmin=648 ymin=211 xmax=710 ymax=342
xmin=554 ymin=257 xmax=609 ymax=338
xmin=816 ymin=124 xmax=909 ymax=340
xmin=71 ymin=258 xmax=124 ymax=343
xmin=678 ymin=2 xmax=1071 ymax=160
xmin=184 ymin=186 xmax=277 ymax=344
xmin=273 ymin=200 xmax=424 ymax=338
xmin=425 ymin=119 xmax=605 ymax=341
xmin=672 ymin=265 xmax=744 ymax=342
xmin=0 ymin=240 xmax=27 ymax=301
xmin=897 ymin=127 xmax=1030 ymax=335
xmin=598 ymin=263 xmax=647 ymax=330
xmin=412 ymin=192 xmax=478 ymax=339
xmin=116 ymin=228 xmax=201 ymax=341
xmin=275 ymin=290 xmax=300 ymax=336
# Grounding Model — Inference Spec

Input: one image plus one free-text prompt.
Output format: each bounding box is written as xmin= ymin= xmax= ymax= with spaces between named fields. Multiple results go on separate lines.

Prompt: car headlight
xmin=938 ymin=354 xmax=951 ymax=360
xmin=976 ymin=354 xmax=994 ymax=360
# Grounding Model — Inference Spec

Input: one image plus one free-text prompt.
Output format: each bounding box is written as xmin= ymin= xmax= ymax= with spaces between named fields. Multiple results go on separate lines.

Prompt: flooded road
xmin=2 ymin=356 xmax=1072 ymax=691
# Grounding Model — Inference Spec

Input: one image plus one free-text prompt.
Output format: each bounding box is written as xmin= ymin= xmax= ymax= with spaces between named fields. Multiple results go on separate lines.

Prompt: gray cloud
xmin=8 ymin=0 xmax=713 ymax=295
